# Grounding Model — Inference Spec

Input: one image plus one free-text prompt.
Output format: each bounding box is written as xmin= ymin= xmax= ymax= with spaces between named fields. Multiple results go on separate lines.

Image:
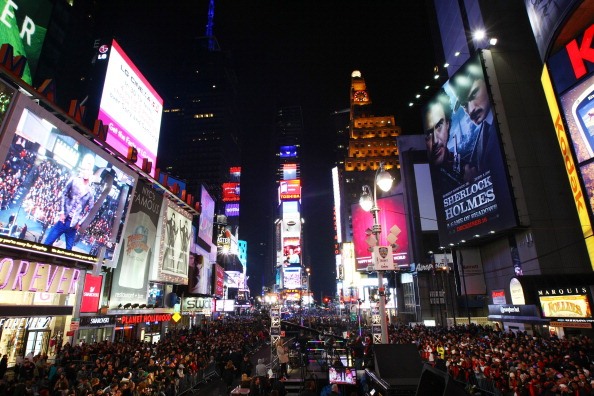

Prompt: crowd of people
xmin=0 ymin=315 xmax=270 ymax=396
xmin=3 ymin=308 xmax=594 ymax=396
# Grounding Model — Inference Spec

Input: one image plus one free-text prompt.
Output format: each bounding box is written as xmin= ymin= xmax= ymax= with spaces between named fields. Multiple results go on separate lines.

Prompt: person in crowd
xmin=222 ymin=359 xmax=237 ymax=393
xmin=43 ymin=154 xmax=95 ymax=251
xmin=240 ymin=354 xmax=253 ymax=377
xmin=276 ymin=338 xmax=290 ymax=378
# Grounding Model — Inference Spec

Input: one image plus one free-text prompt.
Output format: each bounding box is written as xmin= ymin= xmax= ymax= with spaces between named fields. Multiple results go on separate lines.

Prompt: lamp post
xmin=359 ymin=162 xmax=394 ymax=344
xmin=306 ymin=267 xmax=311 ymax=308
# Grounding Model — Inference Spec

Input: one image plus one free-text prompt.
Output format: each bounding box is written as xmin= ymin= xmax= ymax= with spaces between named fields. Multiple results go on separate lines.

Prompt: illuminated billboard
xmin=96 ymin=39 xmax=163 ymax=176
xmin=214 ymin=263 xmax=225 ymax=298
xmin=283 ymin=267 xmax=301 ymax=289
xmin=152 ymin=198 xmax=192 ymax=284
xmin=282 ymin=212 xmax=300 ymax=238
xmin=539 ymin=293 xmax=593 ymax=321
xmin=279 ymin=145 xmax=297 ymax=158
xmin=110 ymin=179 xmax=161 ymax=307
xmin=0 ymin=94 xmax=136 ymax=264
xmin=282 ymin=163 xmax=297 ymax=180
xmin=198 ymin=185 xmax=214 ymax=245
xmin=282 ymin=237 xmax=301 ymax=266
xmin=188 ymin=254 xmax=210 ymax=295
xmin=423 ymin=52 xmax=516 ymax=245
xmin=225 ymin=203 xmax=240 ymax=217
xmin=80 ymin=274 xmax=103 ymax=313
xmin=0 ymin=0 xmax=53 ymax=85
xmin=545 ymin=22 xmax=594 ymax=266
xmin=351 ymin=195 xmax=409 ymax=271
xmin=279 ymin=179 xmax=301 ymax=201
xmin=222 ymin=182 xmax=240 ymax=202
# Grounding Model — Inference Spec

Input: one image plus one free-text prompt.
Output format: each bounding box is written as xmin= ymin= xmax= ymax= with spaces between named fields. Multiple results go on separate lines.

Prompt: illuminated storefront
xmin=0 ymin=259 xmax=80 ymax=366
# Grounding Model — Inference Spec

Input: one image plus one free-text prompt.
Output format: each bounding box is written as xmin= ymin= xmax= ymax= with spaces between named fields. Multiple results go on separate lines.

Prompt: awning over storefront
xmin=487 ymin=304 xmax=549 ymax=324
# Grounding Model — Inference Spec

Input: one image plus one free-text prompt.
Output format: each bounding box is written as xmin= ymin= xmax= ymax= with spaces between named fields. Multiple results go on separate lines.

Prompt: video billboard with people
xmin=423 ymin=52 xmax=517 ymax=245
xmin=0 ymin=94 xmax=136 ymax=263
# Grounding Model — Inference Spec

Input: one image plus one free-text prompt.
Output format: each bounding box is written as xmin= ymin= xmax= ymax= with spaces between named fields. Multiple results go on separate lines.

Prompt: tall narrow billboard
xmin=96 ymin=39 xmax=163 ymax=175
xmin=198 ymin=185 xmax=214 ymax=245
xmin=110 ymin=179 xmax=162 ymax=308
xmin=423 ymin=52 xmax=517 ymax=245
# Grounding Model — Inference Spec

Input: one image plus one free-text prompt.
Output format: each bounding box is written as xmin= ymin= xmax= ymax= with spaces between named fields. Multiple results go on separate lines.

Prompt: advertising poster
xmin=0 ymin=0 xmax=53 ymax=85
xmin=423 ymin=52 xmax=516 ymax=245
xmin=351 ymin=195 xmax=409 ymax=271
xmin=154 ymin=199 xmax=192 ymax=284
xmin=214 ymin=263 xmax=224 ymax=298
xmin=198 ymin=185 xmax=214 ymax=245
xmin=110 ymin=179 xmax=161 ymax=308
xmin=80 ymin=273 xmax=103 ymax=313
xmin=97 ymin=39 xmax=163 ymax=175
xmin=0 ymin=94 xmax=135 ymax=263
xmin=188 ymin=254 xmax=210 ymax=295
xmin=283 ymin=267 xmax=301 ymax=289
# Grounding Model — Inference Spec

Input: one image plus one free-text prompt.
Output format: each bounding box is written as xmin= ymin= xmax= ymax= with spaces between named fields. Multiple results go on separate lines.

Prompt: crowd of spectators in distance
xmin=0 ymin=315 xmax=270 ymax=396
xmin=3 ymin=306 xmax=594 ymax=395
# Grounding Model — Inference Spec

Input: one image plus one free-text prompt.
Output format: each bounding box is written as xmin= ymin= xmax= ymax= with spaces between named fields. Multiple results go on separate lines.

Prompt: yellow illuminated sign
xmin=542 ymin=66 xmax=594 ymax=269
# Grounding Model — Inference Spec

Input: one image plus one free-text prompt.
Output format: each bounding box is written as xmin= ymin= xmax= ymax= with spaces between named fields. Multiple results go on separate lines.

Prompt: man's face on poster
xmin=425 ymin=102 xmax=450 ymax=166
xmin=460 ymin=78 xmax=490 ymax=125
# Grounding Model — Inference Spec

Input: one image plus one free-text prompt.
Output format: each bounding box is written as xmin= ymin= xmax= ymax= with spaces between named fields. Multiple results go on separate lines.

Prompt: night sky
xmin=96 ymin=1 xmax=436 ymax=300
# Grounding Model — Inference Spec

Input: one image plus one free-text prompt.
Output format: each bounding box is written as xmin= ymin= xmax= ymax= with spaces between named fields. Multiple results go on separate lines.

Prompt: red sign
xmin=80 ymin=274 xmax=103 ymax=313
xmin=214 ymin=264 xmax=225 ymax=298
xmin=279 ymin=179 xmax=301 ymax=201
xmin=120 ymin=313 xmax=172 ymax=325
xmin=222 ymin=182 xmax=240 ymax=202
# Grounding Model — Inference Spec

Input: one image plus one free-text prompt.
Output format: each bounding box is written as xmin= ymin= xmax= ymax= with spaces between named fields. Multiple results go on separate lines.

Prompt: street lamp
xmin=359 ymin=162 xmax=394 ymax=344
xmin=305 ymin=267 xmax=311 ymax=307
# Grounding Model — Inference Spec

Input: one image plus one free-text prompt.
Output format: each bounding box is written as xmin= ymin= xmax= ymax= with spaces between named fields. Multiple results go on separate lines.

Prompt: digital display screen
xmin=329 ymin=367 xmax=356 ymax=385
xmin=279 ymin=145 xmax=297 ymax=158
xmin=0 ymin=94 xmax=136 ymax=264
xmin=97 ymin=39 xmax=163 ymax=176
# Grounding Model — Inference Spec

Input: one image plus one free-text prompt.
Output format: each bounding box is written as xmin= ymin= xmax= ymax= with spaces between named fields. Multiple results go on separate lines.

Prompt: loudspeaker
xmin=372 ymin=344 xmax=422 ymax=387
xmin=415 ymin=364 xmax=467 ymax=396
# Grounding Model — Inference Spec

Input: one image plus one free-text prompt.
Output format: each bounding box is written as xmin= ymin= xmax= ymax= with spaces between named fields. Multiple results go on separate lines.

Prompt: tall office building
xmin=273 ymin=106 xmax=309 ymax=304
xmin=158 ymin=45 xmax=241 ymax=206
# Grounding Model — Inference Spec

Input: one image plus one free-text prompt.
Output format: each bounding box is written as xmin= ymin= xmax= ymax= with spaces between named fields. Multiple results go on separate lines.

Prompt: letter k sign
xmin=567 ymin=24 xmax=594 ymax=79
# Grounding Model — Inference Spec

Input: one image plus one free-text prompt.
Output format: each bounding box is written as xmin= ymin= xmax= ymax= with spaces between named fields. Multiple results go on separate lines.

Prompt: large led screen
xmin=423 ymin=53 xmax=516 ymax=245
xmin=351 ymin=195 xmax=409 ymax=271
xmin=198 ymin=185 xmax=214 ymax=245
xmin=279 ymin=179 xmax=301 ymax=201
xmin=0 ymin=0 xmax=53 ymax=85
xmin=222 ymin=182 xmax=240 ymax=202
xmin=279 ymin=145 xmax=297 ymax=158
xmin=0 ymin=94 xmax=136 ymax=263
xmin=97 ymin=39 xmax=163 ymax=176
xmin=283 ymin=267 xmax=301 ymax=289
